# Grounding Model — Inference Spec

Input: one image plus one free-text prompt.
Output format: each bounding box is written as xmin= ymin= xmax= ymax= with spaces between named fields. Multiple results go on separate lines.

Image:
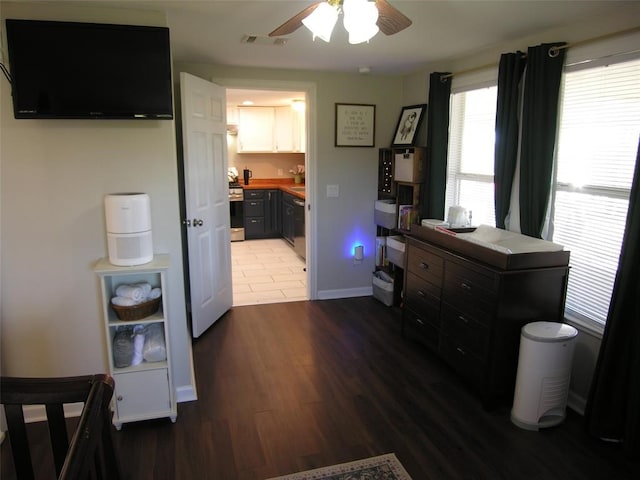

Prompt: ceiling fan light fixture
xmin=302 ymin=2 xmax=339 ymax=42
xmin=343 ymin=0 xmax=379 ymax=44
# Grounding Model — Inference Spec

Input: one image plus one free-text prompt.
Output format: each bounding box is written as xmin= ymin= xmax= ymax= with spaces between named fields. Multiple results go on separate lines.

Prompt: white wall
xmin=0 ymin=4 xmax=195 ymax=401
xmin=400 ymin=5 xmax=640 ymax=411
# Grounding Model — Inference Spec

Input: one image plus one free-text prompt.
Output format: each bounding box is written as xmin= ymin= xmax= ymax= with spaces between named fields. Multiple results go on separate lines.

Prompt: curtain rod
xmin=440 ymin=25 xmax=640 ymax=81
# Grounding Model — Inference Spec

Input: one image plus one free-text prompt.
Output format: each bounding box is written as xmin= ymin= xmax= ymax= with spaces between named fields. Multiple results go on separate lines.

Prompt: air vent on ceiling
xmin=241 ymin=34 xmax=287 ymax=46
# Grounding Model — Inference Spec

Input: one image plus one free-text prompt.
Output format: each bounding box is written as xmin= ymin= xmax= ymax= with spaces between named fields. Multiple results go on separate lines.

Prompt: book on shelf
xmin=397 ymin=205 xmax=418 ymax=230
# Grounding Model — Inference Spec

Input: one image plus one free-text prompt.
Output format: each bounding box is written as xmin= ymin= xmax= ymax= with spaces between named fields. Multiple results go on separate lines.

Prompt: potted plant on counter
xmin=290 ymin=165 xmax=305 ymax=184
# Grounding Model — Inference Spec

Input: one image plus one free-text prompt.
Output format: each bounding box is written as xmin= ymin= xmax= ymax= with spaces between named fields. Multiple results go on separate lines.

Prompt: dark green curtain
xmin=423 ymin=72 xmax=452 ymax=220
xmin=494 ymin=52 xmax=526 ymax=229
xmin=585 ymin=139 xmax=640 ymax=460
xmin=519 ymin=43 xmax=566 ymax=238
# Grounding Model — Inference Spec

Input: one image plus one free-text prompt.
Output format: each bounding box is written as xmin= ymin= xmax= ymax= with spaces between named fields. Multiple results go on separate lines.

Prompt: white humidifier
xmin=104 ymin=193 xmax=153 ymax=266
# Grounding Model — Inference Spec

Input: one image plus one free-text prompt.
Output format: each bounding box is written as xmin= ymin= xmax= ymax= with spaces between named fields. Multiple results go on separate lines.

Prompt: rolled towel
xmin=134 ymin=282 xmax=152 ymax=298
xmin=115 ymin=284 xmax=145 ymax=302
xmin=112 ymin=328 xmax=134 ymax=368
xmin=143 ymin=323 xmax=166 ymax=362
xmin=111 ymin=296 xmax=138 ymax=307
xmin=131 ymin=325 xmax=145 ymax=366
xmin=149 ymin=287 xmax=162 ymax=300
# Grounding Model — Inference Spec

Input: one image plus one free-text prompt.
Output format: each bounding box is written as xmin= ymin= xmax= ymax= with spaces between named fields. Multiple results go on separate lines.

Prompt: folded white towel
xmin=115 ymin=285 xmax=145 ymax=302
xmin=111 ymin=296 xmax=138 ymax=307
xmin=149 ymin=288 xmax=162 ymax=300
xmin=134 ymin=282 xmax=152 ymax=297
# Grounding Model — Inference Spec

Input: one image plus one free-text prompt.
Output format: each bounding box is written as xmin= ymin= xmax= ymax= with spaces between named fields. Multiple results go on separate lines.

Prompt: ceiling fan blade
xmin=376 ymin=0 xmax=412 ymax=36
xmin=269 ymin=2 xmax=322 ymax=37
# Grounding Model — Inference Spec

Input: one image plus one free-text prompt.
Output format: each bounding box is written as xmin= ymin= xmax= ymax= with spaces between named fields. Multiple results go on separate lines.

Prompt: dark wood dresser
xmin=402 ymin=226 xmax=570 ymax=408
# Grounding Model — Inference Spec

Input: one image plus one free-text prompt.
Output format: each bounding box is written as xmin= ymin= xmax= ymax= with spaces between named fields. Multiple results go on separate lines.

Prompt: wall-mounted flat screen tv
xmin=5 ymin=19 xmax=174 ymax=119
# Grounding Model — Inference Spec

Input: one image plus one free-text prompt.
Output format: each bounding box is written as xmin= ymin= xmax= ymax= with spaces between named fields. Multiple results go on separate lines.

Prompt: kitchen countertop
xmin=241 ymin=179 xmax=306 ymax=199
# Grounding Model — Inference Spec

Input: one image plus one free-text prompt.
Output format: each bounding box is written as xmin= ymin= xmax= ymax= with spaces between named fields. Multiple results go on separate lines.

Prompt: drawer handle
xmin=456 ymin=347 xmax=466 ymax=356
xmin=460 ymin=282 xmax=472 ymax=291
xmin=417 ymin=290 xmax=426 ymax=298
xmin=415 ymin=317 xmax=425 ymax=325
xmin=419 ymin=262 xmax=429 ymax=270
xmin=458 ymin=315 xmax=469 ymax=324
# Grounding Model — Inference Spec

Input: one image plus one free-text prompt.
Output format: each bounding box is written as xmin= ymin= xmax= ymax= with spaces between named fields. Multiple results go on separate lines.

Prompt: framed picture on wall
xmin=335 ymin=103 xmax=376 ymax=147
xmin=392 ymin=104 xmax=427 ymax=147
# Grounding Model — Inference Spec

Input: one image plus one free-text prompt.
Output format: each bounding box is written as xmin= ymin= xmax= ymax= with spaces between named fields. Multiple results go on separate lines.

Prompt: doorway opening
xmin=225 ymin=86 xmax=311 ymax=306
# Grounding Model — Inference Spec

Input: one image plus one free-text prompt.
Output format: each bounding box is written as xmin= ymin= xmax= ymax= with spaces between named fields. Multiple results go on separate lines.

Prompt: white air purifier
xmin=104 ymin=193 xmax=153 ymax=266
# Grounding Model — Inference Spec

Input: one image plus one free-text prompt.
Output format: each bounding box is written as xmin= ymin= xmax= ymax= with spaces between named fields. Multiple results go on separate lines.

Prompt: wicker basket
xmin=111 ymin=296 xmax=161 ymax=321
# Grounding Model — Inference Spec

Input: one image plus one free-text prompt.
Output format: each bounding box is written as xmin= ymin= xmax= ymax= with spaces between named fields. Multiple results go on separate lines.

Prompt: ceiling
xmin=8 ymin=1 xmax=633 ymax=106
xmin=99 ymin=0 xmax=627 ymax=74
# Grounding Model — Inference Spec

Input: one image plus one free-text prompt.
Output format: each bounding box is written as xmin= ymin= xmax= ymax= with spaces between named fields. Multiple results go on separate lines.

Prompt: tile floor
xmin=231 ymin=238 xmax=307 ymax=306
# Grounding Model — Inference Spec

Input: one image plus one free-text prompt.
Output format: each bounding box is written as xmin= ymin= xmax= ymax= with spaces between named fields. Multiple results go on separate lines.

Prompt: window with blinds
xmin=446 ymin=86 xmax=497 ymax=227
xmin=551 ymin=55 xmax=640 ymax=328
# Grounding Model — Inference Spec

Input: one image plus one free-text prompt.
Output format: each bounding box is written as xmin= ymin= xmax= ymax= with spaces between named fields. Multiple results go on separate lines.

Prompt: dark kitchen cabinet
xmin=244 ymin=189 xmax=281 ymax=239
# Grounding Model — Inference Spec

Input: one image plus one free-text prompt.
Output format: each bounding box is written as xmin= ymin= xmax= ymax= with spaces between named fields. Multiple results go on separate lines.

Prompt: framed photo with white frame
xmin=392 ymin=104 xmax=427 ymax=147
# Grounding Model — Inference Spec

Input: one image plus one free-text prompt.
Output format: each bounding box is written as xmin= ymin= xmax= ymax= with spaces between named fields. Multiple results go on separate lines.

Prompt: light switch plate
xmin=326 ymin=185 xmax=339 ymax=197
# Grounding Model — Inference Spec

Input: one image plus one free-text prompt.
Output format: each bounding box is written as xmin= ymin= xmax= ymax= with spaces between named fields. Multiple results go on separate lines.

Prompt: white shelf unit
xmin=94 ymin=254 xmax=177 ymax=430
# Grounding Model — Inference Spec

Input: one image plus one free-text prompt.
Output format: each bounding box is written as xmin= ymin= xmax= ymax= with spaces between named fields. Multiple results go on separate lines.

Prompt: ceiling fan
xmin=268 ymin=0 xmax=412 ymax=39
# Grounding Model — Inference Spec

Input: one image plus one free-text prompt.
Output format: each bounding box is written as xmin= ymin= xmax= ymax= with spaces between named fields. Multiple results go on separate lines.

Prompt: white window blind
xmin=446 ymin=86 xmax=497 ymax=226
xmin=552 ymin=56 xmax=640 ymax=327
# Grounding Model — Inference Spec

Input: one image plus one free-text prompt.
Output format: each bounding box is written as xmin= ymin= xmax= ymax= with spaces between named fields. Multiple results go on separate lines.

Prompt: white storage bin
xmin=374 ymin=200 xmax=397 ymax=229
xmin=372 ymin=271 xmax=394 ymax=307
xmin=394 ymin=149 xmax=425 ymax=183
xmin=386 ymin=236 xmax=406 ymax=266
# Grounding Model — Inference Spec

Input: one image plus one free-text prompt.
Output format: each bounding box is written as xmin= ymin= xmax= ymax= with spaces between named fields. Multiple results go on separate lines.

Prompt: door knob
xmin=182 ymin=219 xmax=191 ymax=227
xmin=193 ymin=219 xmax=204 ymax=227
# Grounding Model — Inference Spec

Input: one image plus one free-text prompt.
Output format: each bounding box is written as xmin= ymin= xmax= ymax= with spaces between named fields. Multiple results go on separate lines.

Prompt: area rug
xmin=266 ymin=453 xmax=413 ymax=480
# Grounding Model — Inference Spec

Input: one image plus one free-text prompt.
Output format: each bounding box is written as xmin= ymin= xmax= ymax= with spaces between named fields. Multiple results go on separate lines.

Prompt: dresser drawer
xmin=441 ymin=302 xmax=491 ymax=357
xmin=403 ymin=307 xmax=440 ymax=349
xmin=405 ymin=272 xmax=442 ymax=312
xmin=445 ymin=261 xmax=498 ymax=293
xmin=443 ymin=264 xmax=497 ymax=315
xmin=439 ymin=334 xmax=486 ymax=388
xmin=406 ymin=244 xmax=443 ymax=286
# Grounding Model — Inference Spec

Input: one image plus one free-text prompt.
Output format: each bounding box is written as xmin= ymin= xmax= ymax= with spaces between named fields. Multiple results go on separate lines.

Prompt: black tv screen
xmin=5 ymin=19 xmax=174 ymax=119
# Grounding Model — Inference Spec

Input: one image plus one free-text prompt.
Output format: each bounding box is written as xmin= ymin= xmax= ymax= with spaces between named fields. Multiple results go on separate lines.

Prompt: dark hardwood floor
xmin=2 ymin=297 xmax=638 ymax=479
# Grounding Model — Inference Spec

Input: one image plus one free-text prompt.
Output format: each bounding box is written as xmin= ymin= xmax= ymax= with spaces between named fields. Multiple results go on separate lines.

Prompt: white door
xmin=180 ymin=72 xmax=232 ymax=338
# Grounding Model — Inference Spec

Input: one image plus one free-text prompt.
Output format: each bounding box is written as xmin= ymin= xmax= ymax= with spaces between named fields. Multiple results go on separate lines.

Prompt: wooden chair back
xmin=1 ymin=374 xmax=121 ymax=480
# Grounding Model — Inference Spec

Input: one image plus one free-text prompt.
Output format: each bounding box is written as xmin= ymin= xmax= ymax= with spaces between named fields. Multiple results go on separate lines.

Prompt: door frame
xmin=214 ymin=77 xmax=317 ymax=301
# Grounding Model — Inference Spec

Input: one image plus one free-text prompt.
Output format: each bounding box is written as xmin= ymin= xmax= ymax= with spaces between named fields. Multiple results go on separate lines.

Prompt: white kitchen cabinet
xmin=94 ymin=254 xmax=177 ymax=430
xmin=237 ymin=106 xmax=275 ymax=152
xmin=237 ymin=106 xmax=305 ymax=153
xmin=274 ymin=106 xmax=294 ymax=152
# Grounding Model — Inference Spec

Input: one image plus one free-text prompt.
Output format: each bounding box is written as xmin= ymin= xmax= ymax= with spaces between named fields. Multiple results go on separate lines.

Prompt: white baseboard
xmin=19 ymin=403 xmax=85 ymax=424
xmin=12 ymin=386 xmax=197 ymax=426
xmin=317 ymin=286 xmax=373 ymax=300
xmin=568 ymin=390 xmax=587 ymax=416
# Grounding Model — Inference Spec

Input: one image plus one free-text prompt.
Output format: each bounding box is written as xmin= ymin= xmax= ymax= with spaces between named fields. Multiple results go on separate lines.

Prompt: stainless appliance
xmin=293 ymin=197 xmax=306 ymax=260
xmin=229 ymin=183 xmax=244 ymax=241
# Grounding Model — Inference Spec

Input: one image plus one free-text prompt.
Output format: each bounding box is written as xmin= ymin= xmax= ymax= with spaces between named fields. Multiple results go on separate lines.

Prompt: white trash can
xmin=511 ymin=321 xmax=578 ymax=431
